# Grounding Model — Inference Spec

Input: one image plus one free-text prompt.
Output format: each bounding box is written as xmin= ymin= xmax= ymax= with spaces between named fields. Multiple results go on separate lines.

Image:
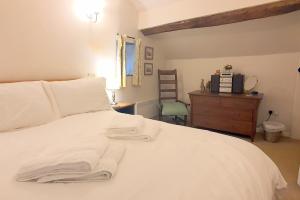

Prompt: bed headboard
xmin=0 ymin=77 xmax=81 ymax=84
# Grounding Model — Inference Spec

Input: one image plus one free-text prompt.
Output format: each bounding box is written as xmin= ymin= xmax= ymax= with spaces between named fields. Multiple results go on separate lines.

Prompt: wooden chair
xmin=158 ymin=69 xmax=189 ymax=125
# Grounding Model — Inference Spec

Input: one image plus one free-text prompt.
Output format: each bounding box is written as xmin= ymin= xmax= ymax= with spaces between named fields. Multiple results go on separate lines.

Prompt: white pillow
xmin=49 ymin=78 xmax=111 ymax=117
xmin=0 ymin=81 xmax=55 ymax=132
xmin=41 ymin=81 xmax=61 ymax=120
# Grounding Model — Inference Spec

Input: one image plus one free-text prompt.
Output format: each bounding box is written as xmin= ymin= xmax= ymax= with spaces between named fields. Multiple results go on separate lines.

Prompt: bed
xmin=0 ymin=78 xmax=286 ymax=200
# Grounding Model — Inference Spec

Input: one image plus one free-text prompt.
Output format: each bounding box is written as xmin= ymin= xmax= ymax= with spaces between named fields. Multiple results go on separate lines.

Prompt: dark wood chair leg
xmin=184 ymin=115 xmax=187 ymax=126
xmin=159 ymin=104 xmax=163 ymax=121
xmin=174 ymin=116 xmax=179 ymax=124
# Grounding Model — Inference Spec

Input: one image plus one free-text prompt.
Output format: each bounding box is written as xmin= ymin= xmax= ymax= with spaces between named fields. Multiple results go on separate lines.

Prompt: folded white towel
xmin=16 ymin=134 xmax=108 ymax=182
xmin=107 ymin=114 xmax=145 ymax=135
xmin=106 ymin=121 xmax=160 ymax=142
xmin=37 ymin=143 xmax=126 ymax=183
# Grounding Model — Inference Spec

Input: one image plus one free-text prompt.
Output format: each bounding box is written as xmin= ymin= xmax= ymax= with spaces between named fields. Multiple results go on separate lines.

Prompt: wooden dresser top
xmin=189 ymin=90 xmax=263 ymax=100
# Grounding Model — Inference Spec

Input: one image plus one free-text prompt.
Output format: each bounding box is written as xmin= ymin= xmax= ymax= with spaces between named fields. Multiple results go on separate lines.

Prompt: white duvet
xmin=0 ymin=111 xmax=286 ymax=200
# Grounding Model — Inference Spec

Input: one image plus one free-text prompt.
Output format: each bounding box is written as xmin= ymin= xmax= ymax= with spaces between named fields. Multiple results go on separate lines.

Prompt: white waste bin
xmin=263 ymin=121 xmax=285 ymax=143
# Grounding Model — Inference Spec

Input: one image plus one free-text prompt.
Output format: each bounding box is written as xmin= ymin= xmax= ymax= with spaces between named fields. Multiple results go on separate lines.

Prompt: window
xmin=125 ymin=42 xmax=135 ymax=76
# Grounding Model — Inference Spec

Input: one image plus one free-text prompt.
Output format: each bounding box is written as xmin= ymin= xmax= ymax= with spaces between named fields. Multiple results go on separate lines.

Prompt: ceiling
xmin=129 ymin=0 xmax=300 ymax=59
xmin=150 ymin=11 xmax=300 ymax=59
xmin=130 ymin=0 xmax=177 ymax=11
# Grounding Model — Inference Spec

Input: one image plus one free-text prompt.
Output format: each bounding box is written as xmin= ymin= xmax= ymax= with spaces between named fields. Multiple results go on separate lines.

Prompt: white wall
xmin=0 ymin=0 xmax=164 ymax=109
xmin=138 ymin=0 xmax=277 ymax=29
xmin=291 ymin=64 xmax=300 ymax=139
xmin=165 ymin=53 xmax=300 ymax=137
xmin=0 ymin=0 xmax=92 ymax=81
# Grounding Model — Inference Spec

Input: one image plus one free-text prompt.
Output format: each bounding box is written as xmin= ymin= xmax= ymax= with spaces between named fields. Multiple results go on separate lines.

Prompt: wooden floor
xmin=254 ymin=133 xmax=300 ymax=200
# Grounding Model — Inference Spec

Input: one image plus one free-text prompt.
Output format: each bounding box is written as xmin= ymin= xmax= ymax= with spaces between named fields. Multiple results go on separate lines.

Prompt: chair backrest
xmin=158 ymin=69 xmax=178 ymax=103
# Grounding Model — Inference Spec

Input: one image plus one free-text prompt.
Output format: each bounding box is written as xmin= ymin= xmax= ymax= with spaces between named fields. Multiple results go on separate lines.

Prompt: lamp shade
xmin=106 ymin=79 xmax=120 ymax=91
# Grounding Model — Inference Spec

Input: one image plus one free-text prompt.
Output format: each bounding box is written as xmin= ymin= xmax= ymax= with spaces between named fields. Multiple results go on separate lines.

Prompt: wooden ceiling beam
xmin=141 ymin=0 xmax=300 ymax=36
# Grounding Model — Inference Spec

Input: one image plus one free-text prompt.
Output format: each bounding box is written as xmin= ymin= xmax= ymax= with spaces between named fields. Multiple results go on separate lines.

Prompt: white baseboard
xmin=298 ymin=167 xmax=300 ymax=186
xmin=282 ymin=131 xmax=291 ymax=137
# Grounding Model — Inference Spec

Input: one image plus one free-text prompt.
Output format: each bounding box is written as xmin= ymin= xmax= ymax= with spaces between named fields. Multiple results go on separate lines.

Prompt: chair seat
xmin=162 ymin=102 xmax=188 ymax=116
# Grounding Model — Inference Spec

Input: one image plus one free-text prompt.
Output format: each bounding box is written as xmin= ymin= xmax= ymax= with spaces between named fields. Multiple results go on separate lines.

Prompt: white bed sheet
xmin=0 ymin=111 xmax=286 ymax=200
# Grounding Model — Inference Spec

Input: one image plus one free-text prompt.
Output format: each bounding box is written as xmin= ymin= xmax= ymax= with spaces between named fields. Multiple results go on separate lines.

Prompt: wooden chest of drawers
xmin=189 ymin=91 xmax=263 ymax=141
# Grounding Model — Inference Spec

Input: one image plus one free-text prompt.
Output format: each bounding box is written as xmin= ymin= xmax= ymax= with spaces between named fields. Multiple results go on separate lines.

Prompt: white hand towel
xmin=106 ymin=121 xmax=160 ymax=142
xmin=37 ymin=143 xmax=126 ymax=183
xmin=107 ymin=114 xmax=145 ymax=135
xmin=16 ymin=135 xmax=108 ymax=182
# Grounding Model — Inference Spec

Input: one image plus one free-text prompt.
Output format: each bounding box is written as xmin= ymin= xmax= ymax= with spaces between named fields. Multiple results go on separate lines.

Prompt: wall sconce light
xmin=86 ymin=12 xmax=100 ymax=23
xmin=74 ymin=0 xmax=105 ymax=23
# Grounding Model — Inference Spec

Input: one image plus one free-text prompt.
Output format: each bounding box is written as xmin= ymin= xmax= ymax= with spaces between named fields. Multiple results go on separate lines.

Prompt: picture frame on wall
xmin=145 ymin=46 xmax=154 ymax=60
xmin=144 ymin=63 xmax=153 ymax=75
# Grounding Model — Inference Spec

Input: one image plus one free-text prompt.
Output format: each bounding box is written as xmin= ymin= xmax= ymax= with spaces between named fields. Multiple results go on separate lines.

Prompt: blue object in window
xmin=125 ymin=42 xmax=135 ymax=76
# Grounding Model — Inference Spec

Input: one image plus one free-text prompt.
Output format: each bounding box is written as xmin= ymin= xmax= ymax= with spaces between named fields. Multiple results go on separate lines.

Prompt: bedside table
xmin=112 ymin=102 xmax=135 ymax=115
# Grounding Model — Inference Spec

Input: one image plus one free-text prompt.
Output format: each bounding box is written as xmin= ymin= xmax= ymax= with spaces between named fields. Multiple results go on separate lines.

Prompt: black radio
xmin=211 ymin=74 xmax=244 ymax=94
xmin=232 ymin=74 xmax=244 ymax=94
xmin=211 ymin=75 xmax=220 ymax=93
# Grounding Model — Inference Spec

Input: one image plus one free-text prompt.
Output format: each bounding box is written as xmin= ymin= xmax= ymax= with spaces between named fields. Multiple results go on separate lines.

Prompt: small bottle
xmin=200 ymin=79 xmax=206 ymax=93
